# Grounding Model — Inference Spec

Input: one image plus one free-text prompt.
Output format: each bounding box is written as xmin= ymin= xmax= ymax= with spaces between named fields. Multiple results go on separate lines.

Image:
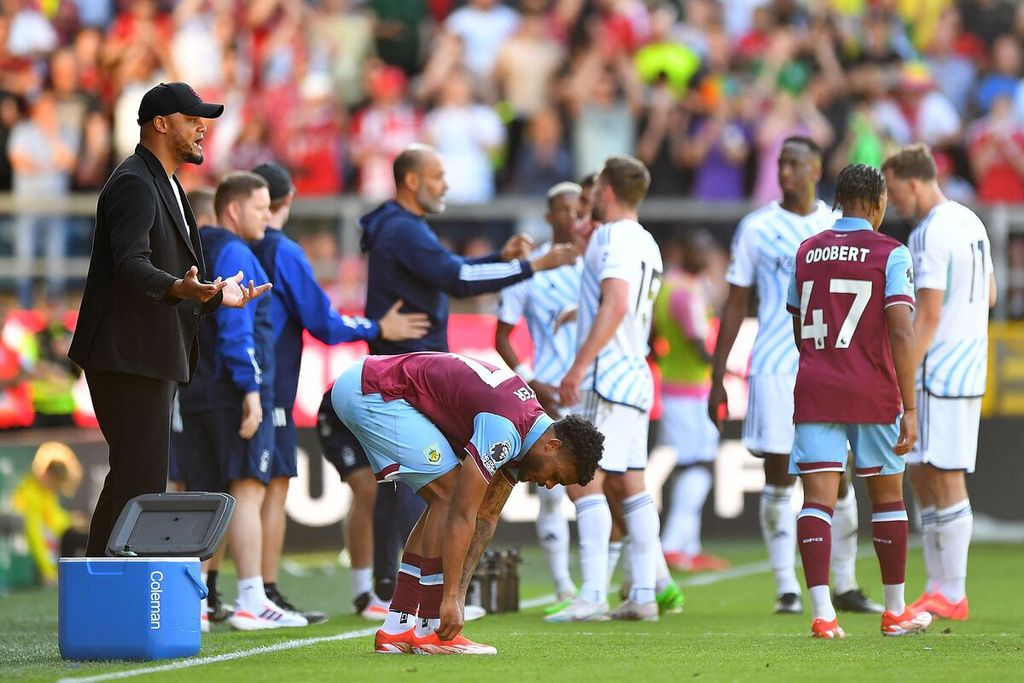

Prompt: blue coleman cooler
xmin=59 ymin=493 xmax=234 ymax=661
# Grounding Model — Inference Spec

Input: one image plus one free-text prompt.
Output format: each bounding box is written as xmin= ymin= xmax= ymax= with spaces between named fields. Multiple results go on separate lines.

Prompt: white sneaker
xmin=360 ymin=594 xmax=390 ymax=621
xmin=610 ymin=600 xmax=659 ymax=621
xmin=544 ymin=597 xmax=610 ymax=623
xmin=464 ymin=604 xmax=486 ymax=622
xmin=229 ymin=600 xmax=308 ymax=630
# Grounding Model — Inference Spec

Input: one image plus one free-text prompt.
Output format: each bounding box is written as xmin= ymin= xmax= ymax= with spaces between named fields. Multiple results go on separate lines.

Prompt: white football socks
xmin=575 ymin=494 xmax=612 ymax=604
xmin=414 ymin=616 xmax=440 ymax=638
xmin=662 ymin=466 xmax=712 ymax=556
xmin=830 ymin=485 xmax=859 ymax=595
xmin=351 ymin=566 xmax=373 ymax=598
xmin=920 ymin=505 xmax=941 ymax=594
xmin=382 ymin=609 xmax=416 ymax=634
xmin=761 ymin=484 xmax=801 ymax=596
xmin=809 ymin=584 xmax=836 ymax=622
xmin=622 ymin=492 xmax=660 ymax=605
xmin=608 ymin=539 xmax=624 ymax=582
xmin=237 ymin=576 xmax=267 ymax=611
xmin=883 ymin=583 xmax=906 ymax=615
xmin=936 ymin=499 xmax=972 ymax=602
xmin=537 ymin=485 xmax=574 ymax=596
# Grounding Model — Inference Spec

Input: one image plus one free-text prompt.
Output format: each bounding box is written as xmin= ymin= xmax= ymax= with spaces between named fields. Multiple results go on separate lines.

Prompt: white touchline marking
xmin=57 ymin=628 xmax=377 ymax=683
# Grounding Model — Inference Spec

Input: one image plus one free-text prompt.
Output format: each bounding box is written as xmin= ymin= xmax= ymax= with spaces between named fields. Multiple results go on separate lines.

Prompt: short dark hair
xmin=833 ymin=163 xmax=887 ymax=214
xmin=599 ymin=155 xmax=650 ymax=207
xmin=881 ymin=144 xmax=937 ymax=181
xmin=553 ymin=415 xmax=604 ymax=486
xmin=186 ymin=187 xmax=215 ymax=223
xmin=392 ymin=144 xmax=435 ymax=190
xmin=579 ymin=172 xmax=598 ymax=189
xmin=782 ymin=135 xmax=822 ymax=159
xmin=214 ymin=171 xmax=268 ymax=222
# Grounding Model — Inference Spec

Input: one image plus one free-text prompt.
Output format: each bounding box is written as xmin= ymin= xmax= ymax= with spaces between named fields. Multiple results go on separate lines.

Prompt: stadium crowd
xmin=3 ymin=0 xmax=1024 ymax=203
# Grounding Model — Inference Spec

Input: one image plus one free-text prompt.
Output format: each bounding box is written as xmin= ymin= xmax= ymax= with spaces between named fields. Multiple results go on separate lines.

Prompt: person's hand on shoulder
xmin=531 ymin=243 xmax=578 ymax=272
xmin=378 ymin=299 xmax=430 ymax=341
xmin=500 ymin=233 xmax=535 ymax=262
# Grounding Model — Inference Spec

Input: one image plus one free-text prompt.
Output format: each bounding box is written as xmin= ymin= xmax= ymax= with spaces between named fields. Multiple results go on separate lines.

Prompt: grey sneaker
xmin=544 ymin=597 xmax=611 ymax=623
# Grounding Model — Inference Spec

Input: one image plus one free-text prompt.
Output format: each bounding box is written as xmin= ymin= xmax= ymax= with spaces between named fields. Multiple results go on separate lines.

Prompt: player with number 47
xmin=786 ymin=164 xmax=931 ymax=640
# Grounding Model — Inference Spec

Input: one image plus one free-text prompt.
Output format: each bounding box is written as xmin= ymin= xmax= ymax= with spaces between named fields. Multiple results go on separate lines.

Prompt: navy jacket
xmin=360 ymin=200 xmax=534 ymax=354
xmin=178 ymin=226 xmax=273 ymax=414
xmin=252 ymin=228 xmax=378 ymax=412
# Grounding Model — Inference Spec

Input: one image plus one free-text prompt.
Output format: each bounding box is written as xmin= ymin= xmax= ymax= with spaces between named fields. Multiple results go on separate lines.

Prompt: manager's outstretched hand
xmin=220 ymin=270 xmax=272 ymax=308
xmin=170 ymin=265 xmax=227 ymax=302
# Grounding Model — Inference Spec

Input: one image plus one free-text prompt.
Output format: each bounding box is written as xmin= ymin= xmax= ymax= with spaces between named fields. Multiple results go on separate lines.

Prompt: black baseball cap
xmin=251 ymin=162 xmax=295 ymax=201
xmin=137 ymin=82 xmax=224 ymax=125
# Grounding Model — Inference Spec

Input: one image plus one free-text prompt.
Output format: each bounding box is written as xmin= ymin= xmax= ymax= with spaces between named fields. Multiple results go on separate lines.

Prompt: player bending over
xmin=330 ymin=351 xmax=603 ymax=654
xmin=787 ymin=164 xmax=930 ymax=639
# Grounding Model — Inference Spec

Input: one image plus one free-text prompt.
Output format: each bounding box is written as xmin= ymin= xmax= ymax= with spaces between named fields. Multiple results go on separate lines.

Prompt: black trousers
xmin=85 ymin=370 xmax=176 ymax=556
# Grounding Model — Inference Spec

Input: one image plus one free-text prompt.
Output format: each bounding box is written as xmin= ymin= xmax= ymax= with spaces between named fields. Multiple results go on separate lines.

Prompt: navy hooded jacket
xmin=360 ymin=200 xmax=534 ymax=354
xmin=178 ymin=226 xmax=273 ymax=414
xmin=252 ymin=228 xmax=378 ymax=413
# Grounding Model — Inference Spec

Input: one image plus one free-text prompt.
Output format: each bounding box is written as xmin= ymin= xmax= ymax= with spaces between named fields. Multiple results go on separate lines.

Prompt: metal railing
xmin=0 ymin=193 xmax=1018 ymax=319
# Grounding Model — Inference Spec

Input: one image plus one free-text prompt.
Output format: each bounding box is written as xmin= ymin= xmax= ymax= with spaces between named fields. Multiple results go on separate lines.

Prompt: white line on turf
xmin=56 ymin=628 xmax=377 ymax=683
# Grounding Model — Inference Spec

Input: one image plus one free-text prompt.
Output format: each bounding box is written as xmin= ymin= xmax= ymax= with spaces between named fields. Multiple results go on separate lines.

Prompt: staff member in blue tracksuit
xmin=250 ymin=162 xmax=430 ymax=622
xmin=358 ymin=143 xmax=578 ymax=604
xmin=175 ymin=171 xmax=306 ymax=631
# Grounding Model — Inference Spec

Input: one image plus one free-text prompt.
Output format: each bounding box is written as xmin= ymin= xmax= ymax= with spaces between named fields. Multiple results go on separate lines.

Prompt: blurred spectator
xmin=170 ymin=0 xmax=228 ymax=90
xmin=976 ymin=34 xmax=1021 ymax=116
xmin=228 ymin=111 xmax=277 ymax=172
xmin=895 ymin=63 xmax=961 ymax=149
xmin=682 ymin=85 xmax=753 ymax=202
xmin=423 ymin=68 xmax=504 ymax=203
xmin=0 ymin=91 xmax=17 ymax=190
xmin=934 ymin=149 xmax=976 ymax=204
xmin=7 ymin=0 xmax=59 ymax=58
xmin=635 ymin=74 xmax=687 ymax=196
xmin=12 ymin=442 xmax=87 ymax=585
xmin=49 ymin=47 xmax=109 ymax=191
xmin=111 ymin=46 xmax=163 ymax=160
xmin=368 ymin=0 xmax=427 ymax=76
xmin=350 ymin=64 xmax=421 ymax=201
xmin=445 ymin=0 xmax=520 ymax=82
xmin=283 ymin=70 xmax=345 ymax=196
xmin=564 ymin=49 xmax=643 ymax=178
xmin=959 ymin=0 xmax=1015 ymax=46
xmin=508 ymin=107 xmax=573 ymax=195
xmin=968 ymin=93 xmax=1024 ymax=203
xmin=634 ymin=4 xmax=701 ymax=97
xmin=493 ymin=4 xmax=564 ymax=169
xmin=8 ymin=91 xmax=77 ymax=307
xmin=924 ymin=9 xmax=976 ymax=116
xmin=313 ymin=0 xmax=377 ymax=107
xmin=0 ymin=302 xmax=34 ymax=429
xmin=753 ymin=92 xmax=833 ymax=203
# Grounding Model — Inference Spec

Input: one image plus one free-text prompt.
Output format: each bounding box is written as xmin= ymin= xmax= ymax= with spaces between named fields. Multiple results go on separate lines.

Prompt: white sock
xmin=830 ymin=485 xmax=859 ymax=594
xmin=575 ymin=494 xmax=612 ymax=604
xmin=537 ymin=485 xmax=574 ymax=595
xmin=383 ymin=609 xmax=416 ymax=634
xmin=622 ymin=492 xmax=660 ymax=605
xmin=883 ymin=583 xmax=906 ymax=615
xmin=662 ymin=466 xmax=712 ymax=556
xmin=351 ymin=566 xmax=373 ymax=598
xmin=414 ymin=616 xmax=440 ymax=637
xmin=761 ymin=484 xmax=800 ymax=596
xmin=237 ymin=576 xmax=266 ymax=610
xmin=920 ymin=506 xmax=941 ymax=593
xmin=809 ymin=584 xmax=836 ymax=622
xmin=608 ymin=540 xmax=624 ymax=579
xmin=936 ymin=499 xmax=972 ymax=602
xmin=655 ymin=550 xmax=671 ymax=593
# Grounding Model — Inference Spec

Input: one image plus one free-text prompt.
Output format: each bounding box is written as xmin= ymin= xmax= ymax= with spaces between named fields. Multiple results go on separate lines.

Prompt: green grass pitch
xmin=2 ymin=542 xmax=1021 ymax=682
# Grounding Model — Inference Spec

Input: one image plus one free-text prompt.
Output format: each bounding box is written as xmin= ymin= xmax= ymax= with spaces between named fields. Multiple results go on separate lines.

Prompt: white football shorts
xmin=661 ymin=393 xmax=719 ymax=466
xmin=907 ymin=389 xmax=982 ymax=473
xmin=742 ymin=374 xmax=796 ymax=456
xmin=574 ymin=390 xmax=648 ymax=472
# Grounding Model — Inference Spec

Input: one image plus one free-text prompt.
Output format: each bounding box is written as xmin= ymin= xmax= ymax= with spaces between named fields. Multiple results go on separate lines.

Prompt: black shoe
xmin=207 ymin=588 xmax=234 ymax=623
xmin=774 ymin=593 xmax=804 ymax=614
xmin=266 ymin=586 xmax=328 ymax=625
xmin=834 ymin=589 xmax=884 ymax=614
xmin=353 ymin=591 xmax=371 ymax=614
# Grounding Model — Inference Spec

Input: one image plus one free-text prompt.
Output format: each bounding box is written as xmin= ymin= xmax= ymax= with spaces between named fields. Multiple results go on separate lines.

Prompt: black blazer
xmin=69 ymin=144 xmax=222 ymax=384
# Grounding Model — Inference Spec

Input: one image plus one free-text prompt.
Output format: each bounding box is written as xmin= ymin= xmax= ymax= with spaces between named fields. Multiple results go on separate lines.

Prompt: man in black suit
xmin=69 ymin=82 xmax=271 ymax=556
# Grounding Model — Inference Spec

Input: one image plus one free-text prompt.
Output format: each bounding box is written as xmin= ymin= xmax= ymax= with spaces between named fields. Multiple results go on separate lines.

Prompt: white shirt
xmin=726 ymin=200 xmax=836 ymax=376
xmin=909 ymin=200 xmax=992 ymax=397
xmin=577 ymin=219 xmax=663 ymax=411
xmin=168 ymin=175 xmax=190 ymax=238
xmin=497 ymin=244 xmax=582 ymax=386
xmin=445 ymin=4 xmax=520 ymax=79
